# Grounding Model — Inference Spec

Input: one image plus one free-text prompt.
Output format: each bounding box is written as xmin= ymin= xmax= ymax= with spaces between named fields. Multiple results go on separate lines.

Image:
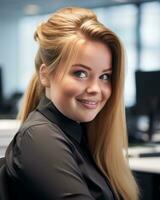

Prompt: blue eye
xmin=100 ymin=74 xmax=111 ymax=81
xmin=73 ymin=71 xmax=87 ymax=78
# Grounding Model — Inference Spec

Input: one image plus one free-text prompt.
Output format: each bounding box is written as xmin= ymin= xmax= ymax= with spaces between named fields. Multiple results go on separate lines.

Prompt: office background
xmin=0 ymin=1 xmax=160 ymax=199
xmin=0 ymin=0 xmax=160 ymax=107
xmin=1 ymin=0 xmax=160 ymax=141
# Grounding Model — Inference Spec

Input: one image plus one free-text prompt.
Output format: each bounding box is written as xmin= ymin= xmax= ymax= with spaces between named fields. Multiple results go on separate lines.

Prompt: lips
xmin=76 ymin=99 xmax=98 ymax=109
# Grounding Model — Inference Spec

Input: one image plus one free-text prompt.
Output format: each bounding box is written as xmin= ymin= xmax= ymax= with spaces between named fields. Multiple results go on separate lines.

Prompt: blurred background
xmin=0 ymin=1 xmax=160 ymax=199
xmin=0 ymin=0 xmax=160 ymax=144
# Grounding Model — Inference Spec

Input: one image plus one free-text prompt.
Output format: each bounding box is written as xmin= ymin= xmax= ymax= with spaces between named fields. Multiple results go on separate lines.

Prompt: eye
xmin=73 ymin=70 xmax=88 ymax=79
xmin=100 ymin=73 xmax=112 ymax=81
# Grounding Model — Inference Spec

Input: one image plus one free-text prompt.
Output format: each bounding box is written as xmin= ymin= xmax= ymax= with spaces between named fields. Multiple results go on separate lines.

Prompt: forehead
xmin=72 ymin=40 xmax=112 ymax=70
xmin=54 ymin=39 xmax=112 ymax=80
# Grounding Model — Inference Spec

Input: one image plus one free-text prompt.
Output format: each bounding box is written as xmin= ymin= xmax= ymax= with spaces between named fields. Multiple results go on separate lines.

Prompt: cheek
xmin=58 ymin=79 xmax=82 ymax=98
xmin=63 ymin=85 xmax=78 ymax=97
xmin=103 ymin=84 xmax=112 ymax=101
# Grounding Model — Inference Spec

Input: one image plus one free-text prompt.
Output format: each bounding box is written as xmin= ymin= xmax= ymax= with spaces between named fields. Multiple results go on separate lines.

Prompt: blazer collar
xmin=36 ymin=96 xmax=83 ymax=144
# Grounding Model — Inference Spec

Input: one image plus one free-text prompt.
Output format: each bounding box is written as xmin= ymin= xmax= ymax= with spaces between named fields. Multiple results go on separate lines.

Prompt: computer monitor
xmin=135 ymin=70 xmax=160 ymax=142
xmin=0 ymin=66 xmax=3 ymax=104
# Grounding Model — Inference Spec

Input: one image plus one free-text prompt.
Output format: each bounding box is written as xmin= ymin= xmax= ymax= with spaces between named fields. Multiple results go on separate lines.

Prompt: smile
xmin=76 ymin=99 xmax=98 ymax=109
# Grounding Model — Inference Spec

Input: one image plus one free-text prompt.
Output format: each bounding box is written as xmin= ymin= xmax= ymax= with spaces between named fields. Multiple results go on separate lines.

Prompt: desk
xmin=129 ymin=146 xmax=160 ymax=200
xmin=129 ymin=157 xmax=160 ymax=174
xmin=129 ymin=145 xmax=160 ymax=173
xmin=0 ymin=119 xmax=20 ymax=157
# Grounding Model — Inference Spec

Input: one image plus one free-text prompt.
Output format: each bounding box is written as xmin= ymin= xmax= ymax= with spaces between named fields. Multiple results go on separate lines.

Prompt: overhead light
xmin=113 ymin=0 xmax=129 ymax=2
xmin=24 ymin=4 xmax=40 ymax=15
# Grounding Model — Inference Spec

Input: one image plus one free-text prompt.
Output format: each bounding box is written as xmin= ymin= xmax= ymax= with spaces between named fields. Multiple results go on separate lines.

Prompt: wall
xmin=0 ymin=16 xmax=20 ymax=98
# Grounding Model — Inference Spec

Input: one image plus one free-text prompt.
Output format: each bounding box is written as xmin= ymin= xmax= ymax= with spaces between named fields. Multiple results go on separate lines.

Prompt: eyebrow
xmin=72 ymin=64 xmax=112 ymax=73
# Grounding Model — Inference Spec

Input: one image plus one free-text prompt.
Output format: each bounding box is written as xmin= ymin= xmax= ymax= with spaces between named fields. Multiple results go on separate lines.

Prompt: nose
xmin=86 ymin=79 xmax=101 ymax=95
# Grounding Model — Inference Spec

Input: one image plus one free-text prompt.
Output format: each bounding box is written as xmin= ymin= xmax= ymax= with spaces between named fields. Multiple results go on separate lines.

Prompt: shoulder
xmin=18 ymin=110 xmax=70 ymax=145
xmin=6 ymin=110 xmax=77 ymax=177
xmin=6 ymin=110 xmax=75 ymax=164
xmin=19 ymin=110 xmax=58 ymax=134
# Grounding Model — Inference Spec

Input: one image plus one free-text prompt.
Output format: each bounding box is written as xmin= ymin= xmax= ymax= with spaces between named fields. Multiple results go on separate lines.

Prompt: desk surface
xmin=0 ymin=119 xmax=20 ymax=136
xmin=129 ymin=157 xmax=160 ymax=174
xmin=128 ymin=145 xmax=160 ymax=174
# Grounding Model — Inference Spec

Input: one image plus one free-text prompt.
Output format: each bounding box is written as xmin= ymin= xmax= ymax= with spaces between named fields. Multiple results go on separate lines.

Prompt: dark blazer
xmin=4 ymin=96 xmax=116 ymax=200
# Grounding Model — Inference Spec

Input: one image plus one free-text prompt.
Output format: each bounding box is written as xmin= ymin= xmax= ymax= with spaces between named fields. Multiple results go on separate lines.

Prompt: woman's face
xmin=48 ymin=40 xmax=112 ymax=122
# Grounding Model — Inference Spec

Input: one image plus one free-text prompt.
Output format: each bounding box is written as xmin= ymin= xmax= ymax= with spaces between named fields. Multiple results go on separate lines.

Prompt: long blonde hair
xmin=18 ymin=7 xmax=139 ymax=200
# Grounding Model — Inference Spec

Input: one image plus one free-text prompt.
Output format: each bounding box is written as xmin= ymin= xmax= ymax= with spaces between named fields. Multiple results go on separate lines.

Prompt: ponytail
xmin=17 ymin=73 xmax=44 ymax=122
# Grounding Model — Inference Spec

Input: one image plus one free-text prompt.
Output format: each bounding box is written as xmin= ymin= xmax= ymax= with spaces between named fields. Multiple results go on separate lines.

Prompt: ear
xmin=39 ymin=64 xmax=50 ymax=87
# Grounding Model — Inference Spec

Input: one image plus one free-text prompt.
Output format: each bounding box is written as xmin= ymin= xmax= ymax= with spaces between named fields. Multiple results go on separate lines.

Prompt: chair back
xmin=0 ymin=157 xmax=5 ymax=167
xmin=0 ymin=157 xmax=10 ymax=200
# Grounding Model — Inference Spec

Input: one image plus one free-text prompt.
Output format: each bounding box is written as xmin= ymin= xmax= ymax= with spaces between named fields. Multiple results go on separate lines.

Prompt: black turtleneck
xmin=5 ymin=96 xmax=116 ymax=200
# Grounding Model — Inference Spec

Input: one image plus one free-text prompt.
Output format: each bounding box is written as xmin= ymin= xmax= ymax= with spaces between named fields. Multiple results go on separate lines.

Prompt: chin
xmin=78 ymin=115 xmax=97 ymax=123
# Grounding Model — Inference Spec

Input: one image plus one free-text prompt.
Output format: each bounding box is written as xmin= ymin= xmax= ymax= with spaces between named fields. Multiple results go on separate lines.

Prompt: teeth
xmin=79 ymin=99 xmax=96 ymax=105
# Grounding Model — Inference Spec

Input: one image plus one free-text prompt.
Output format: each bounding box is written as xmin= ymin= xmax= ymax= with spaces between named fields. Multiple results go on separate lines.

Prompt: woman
xmin=5 ymin=7 xmax=139 ymax=200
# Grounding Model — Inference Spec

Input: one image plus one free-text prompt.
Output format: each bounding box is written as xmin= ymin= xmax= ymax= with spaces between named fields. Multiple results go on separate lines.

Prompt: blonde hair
xmin=18 ymin=7 xmax=139 ymax=200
